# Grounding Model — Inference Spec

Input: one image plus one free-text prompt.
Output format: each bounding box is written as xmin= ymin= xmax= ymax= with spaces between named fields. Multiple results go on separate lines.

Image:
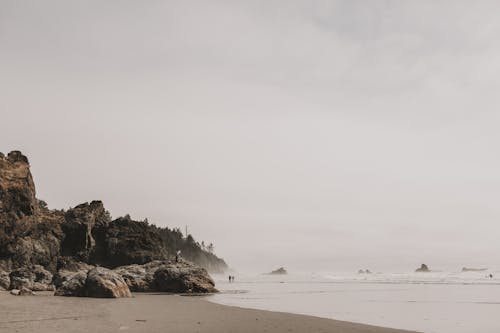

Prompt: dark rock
xmin=61 ymin=201 xmax=110 ymax=261
xmin=9 ymin=265 xmax=54 ymax=291
xmin=268 ymin=267 xmax=287 ymax=275
xmin=7 ymin=151 xmax=29 ymax=164
xmin=415 ymin=264 xmax=430 ymax=272
xmin=90 ymin=216 xmax=168 ymax=268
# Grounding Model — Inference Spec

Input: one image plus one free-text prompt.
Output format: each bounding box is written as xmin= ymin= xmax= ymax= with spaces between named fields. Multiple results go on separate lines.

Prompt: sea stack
xmin=269 ymin=267 xmax=288 ymax=275
xmin=415 ymin=264 xmax=430 ymax=272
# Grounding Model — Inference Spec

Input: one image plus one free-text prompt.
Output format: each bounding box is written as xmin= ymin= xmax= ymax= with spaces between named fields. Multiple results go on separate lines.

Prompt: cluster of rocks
xmin=0 ymin=151 xmax=218 ymax=297
xmin=357 ymin=269 xmax=372 ymax=274
xmin=53 ymin=259 xmax=216 ymax=297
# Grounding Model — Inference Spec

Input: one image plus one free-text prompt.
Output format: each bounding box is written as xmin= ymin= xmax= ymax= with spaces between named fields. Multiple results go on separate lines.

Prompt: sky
xmin=1 ymin=0 xmax=500 ymax=273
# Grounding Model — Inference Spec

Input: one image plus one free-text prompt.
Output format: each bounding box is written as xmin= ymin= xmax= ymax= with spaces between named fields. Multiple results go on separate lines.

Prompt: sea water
xmin=208 ymin=271 xmax=500 ymax=333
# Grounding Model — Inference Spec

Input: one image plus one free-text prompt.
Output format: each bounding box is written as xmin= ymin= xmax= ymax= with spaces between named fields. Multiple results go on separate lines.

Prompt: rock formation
xmin=115 ymin=260 xmax=217 ymax=293
xmin=415 ymin=264 xmax=430 ymax=272
xmin=148 ymin=260 xmax=216 ymax=293
xmin=268 ymin=267 xmax=287 ymax=275
xmin=0 ymin=151 xmax=224 ymax=297
xmin=0 ymin=151 xmax=38 ymax=218
xmin=55 ymin=260 xmax=216 ymax=296
xmin=358 ymin=269 xmax=372 ymax=274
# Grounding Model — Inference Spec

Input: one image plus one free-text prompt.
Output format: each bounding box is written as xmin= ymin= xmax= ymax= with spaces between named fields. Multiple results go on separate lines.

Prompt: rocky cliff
xmin=0 ymin=151 xmax=225 ymax=296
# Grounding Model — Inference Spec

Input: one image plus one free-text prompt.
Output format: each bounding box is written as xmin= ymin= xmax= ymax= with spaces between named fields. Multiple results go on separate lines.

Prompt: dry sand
xmin=0 ymin=291 xmax=418 ymax=333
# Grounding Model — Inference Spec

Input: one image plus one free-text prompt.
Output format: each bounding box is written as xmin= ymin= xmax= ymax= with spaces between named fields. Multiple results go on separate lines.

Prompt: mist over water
xmin=2 ymin=0 xmax=500 ymax=293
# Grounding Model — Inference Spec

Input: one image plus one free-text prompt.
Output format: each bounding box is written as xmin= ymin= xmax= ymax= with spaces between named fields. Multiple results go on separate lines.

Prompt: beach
xmin=0 ymin=291 xmax=417 ymax=333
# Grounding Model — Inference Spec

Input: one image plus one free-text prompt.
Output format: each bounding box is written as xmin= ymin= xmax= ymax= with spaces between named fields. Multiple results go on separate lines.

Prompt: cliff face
xmin=0 ymin=152 xmax=64 ymax=272
xmin=0 ymin=151 xmax=38 ymax=218
xmin=0 ymin=151 xmax=227 ymax=291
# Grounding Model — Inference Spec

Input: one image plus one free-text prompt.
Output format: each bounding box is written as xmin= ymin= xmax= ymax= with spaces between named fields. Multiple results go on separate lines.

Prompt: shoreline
xmin=0 ymin=291 xmax=419 ymax=333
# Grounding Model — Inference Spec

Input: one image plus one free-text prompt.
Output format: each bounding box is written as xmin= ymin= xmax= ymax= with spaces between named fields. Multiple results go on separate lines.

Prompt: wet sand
xmin=0 ymin=291 xmax=418 ymax=333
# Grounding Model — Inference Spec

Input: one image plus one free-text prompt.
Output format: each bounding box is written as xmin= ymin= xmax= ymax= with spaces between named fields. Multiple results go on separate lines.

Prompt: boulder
xmin=56 ymin=267 xmax=131 ymax=298
xmin=153 ymin=262 xmax=216 ymax=293
xmin=9 ymin=265 xmax=54 ymax=291
xmin=415 ymin=264 xmax=430 ymax=272
xmin=86 ymin=267 xmax=131 ymax=298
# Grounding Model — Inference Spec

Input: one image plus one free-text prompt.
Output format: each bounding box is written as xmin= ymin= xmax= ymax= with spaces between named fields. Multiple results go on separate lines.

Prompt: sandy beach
xmin=0 ymin=291 xmax=418 ymax=333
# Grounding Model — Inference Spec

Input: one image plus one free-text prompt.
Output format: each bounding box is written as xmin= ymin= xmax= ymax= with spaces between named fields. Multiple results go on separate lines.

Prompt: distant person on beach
xmin=228 ymin=275 xmax=232 ymax=283
xmin=490 ymin=274 xmax=493 ymax=279
xmin=175 ymin=250 xmax=181 ymax=263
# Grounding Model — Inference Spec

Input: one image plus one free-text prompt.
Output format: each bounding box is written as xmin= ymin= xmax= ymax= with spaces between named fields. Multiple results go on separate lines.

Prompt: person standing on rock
xmin=175 ymin=250 xmax=181 ymax=263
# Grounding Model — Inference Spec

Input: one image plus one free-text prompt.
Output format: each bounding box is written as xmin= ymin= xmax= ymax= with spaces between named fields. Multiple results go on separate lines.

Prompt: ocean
xmin=208 ymin=271 xmax=500 ymax=333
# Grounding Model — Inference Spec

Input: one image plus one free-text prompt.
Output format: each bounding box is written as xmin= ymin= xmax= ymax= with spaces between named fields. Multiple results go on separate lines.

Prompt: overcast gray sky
xmin=1 ymin=0 xmax=500 ymax=273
